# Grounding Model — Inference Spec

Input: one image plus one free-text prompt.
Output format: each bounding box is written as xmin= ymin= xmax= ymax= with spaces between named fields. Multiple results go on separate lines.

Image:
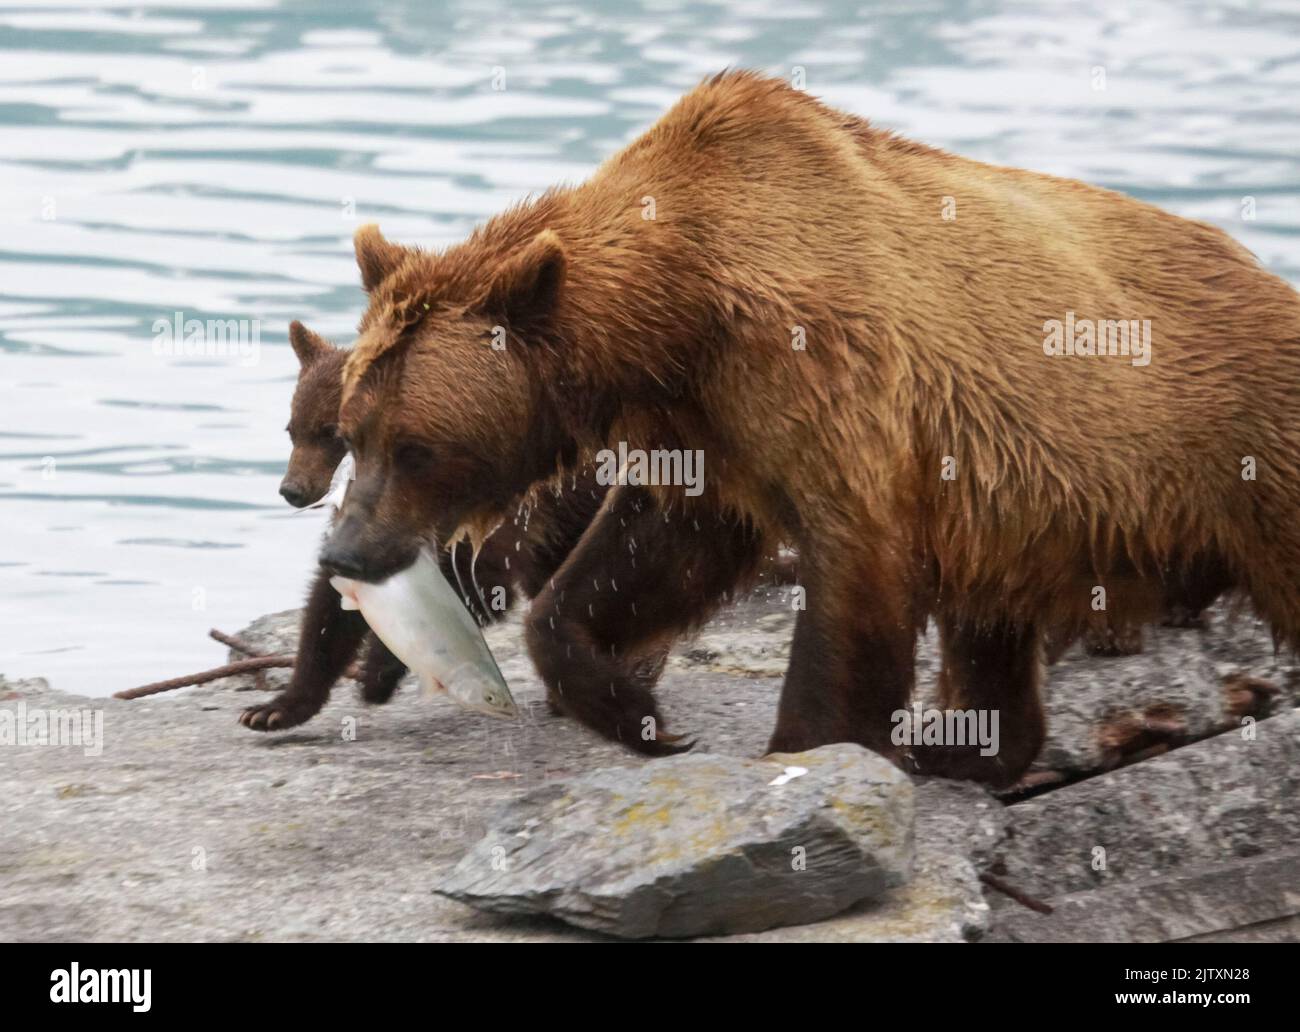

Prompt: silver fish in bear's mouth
xmin=330 ymin=547 xmax=517 ymax=720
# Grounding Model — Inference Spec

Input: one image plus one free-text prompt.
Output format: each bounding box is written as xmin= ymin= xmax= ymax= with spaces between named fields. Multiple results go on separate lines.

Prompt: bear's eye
xmin=318 ymin=423 xmax=338 ymax=442
xmin=395 ymin=441 xmax=435 ymax=470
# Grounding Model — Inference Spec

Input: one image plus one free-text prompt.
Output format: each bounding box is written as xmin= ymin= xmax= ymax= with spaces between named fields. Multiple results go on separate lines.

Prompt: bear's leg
xmin=921 ymin=616 xmax=1045 ymax=787
xmin=1041 ymin=623 xmax=1079 ymax=665
xmin=359 ymin=632 xmax=408 ymax=704
xmin=765 ymin=543 xmax=918 ymax=761
xmin=511 ymin=470 xmax=608 ymax=600
xmin=1163 ymin=554 xmax=1233 ymax=628
xmin=525 ymin=484 xmax=761 ymax=755
xmin=240 ymin=568 xmax=368 ymax=731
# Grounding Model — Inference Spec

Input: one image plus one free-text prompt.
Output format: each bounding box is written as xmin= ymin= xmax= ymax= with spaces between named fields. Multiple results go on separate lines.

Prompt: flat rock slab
xmin=989 ymin=708 xmax=1299 ymax=906
xmin=988 ymin=850 xmax=1300 ymax=943
xmin=1036 ymin=605 xmax=1296 ymax=775
xmin=437 ymin=744 xmax=914 ymax=939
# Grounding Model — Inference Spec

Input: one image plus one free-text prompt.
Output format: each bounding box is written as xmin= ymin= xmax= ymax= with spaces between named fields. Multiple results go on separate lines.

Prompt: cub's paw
xmin=239 ymin=694 xmax=319 ymax=731
xmin=360 ymin=668 xmax=404 ymax=705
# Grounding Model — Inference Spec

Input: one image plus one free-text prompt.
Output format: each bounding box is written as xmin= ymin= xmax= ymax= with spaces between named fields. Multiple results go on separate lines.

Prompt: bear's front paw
xmin=239 ymin=694 xmax=319 ymax=731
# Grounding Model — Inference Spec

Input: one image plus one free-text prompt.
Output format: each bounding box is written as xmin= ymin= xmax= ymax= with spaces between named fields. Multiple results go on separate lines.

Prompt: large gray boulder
xmin=436 ymin=743 xmax=914 ymax=938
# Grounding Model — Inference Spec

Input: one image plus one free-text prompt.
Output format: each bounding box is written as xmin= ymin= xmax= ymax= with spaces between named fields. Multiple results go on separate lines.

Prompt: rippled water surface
xmin=2 ymin=0 xmax=1298 ymax=695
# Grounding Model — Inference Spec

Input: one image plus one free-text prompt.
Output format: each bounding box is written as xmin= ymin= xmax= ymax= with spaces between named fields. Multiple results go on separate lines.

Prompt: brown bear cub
xmin=322 ymin=72 xmax=1299 ymax=785
xmin=239 ymin=321 xmax=606 ymax=731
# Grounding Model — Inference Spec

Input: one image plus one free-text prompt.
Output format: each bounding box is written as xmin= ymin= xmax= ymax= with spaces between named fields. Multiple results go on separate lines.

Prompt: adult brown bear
xmin=321 ymin=71 xmax=1299 ymax=785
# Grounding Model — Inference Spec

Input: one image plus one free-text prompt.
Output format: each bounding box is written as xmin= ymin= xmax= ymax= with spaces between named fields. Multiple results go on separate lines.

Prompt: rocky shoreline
xmin=1 ymin=588 xmax=1296 ymax=942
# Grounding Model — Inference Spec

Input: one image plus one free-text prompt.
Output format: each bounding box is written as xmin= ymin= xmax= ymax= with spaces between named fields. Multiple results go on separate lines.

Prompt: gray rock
xmin=988 ymin=850 xmax=1300 ymax=943
xmin=1202 ymin=602 xmax=1300 ymax=710
xmin=989 ymin=708 xmax=1299 ymax=905
xmin=1037 ymin=636 xmax=1225 ymax=773
xmin=696 ymin=781 xmax=1001 ymax=943
xmin=1032 ymin=602 xmax=1297 ymax=775
xmin=1180 ymin=913 xmax=1300 ymax=943
xmin=228 ymin=608 xmax=300 ymax=656
xmin=436 ymin=743 xmax=914 ymax=938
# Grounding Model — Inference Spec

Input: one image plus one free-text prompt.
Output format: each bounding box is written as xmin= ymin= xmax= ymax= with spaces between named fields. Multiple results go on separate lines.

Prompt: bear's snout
xmin=319 ymin=515 xmax=416 ymax=584
xmin=279 ymin=478 xmax=310 ymax=508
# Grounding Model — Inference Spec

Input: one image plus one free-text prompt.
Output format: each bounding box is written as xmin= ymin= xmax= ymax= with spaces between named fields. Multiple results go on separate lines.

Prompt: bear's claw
xmin=239 ymin=695 xmax=318 ymax=732
xmin=633 ymin=731 xmax=695 ymax=757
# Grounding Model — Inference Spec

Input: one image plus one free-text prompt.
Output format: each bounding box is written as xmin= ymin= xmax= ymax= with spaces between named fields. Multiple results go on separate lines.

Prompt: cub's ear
xmin=288 ymin=320 xmax=330 ymax=367
xmin=354 ymin=223 xmax=405 ymax=292
xmin=476 ymin=230 xmax=566 ymax=329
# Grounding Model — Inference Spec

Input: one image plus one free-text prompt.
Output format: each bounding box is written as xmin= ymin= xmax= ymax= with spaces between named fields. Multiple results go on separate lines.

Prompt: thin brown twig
xmin=209 ymin=628 xmax=265 ymax=656
xmin=979 ymin=872 xmax=1055 ymax=915
xmin=210 ymin=626 xmax=363 ymax=678
xmin=118 ymin=628 xmax=369 ymax=702
xmin=114 ymin=655 xmax=295 ymax=700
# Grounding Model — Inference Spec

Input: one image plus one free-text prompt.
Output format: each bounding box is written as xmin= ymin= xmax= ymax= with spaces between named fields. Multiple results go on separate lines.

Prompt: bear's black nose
xmin=279 ymin=480 xmax=309 ymax=508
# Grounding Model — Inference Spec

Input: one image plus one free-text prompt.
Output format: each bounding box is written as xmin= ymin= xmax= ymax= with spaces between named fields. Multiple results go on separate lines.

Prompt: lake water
xmin=2 ymin=0 xmax=1298 ymax=696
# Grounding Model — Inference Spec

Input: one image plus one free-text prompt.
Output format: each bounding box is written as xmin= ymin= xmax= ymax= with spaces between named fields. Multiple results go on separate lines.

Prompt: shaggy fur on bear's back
xmin=332 ymin=71 xmax=1300 ymax=782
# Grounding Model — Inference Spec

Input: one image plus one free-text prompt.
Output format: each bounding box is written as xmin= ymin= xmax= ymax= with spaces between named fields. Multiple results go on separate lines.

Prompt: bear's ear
xmin=288 ymin=320 xmax=330 ymax=367
xmin=354 ymin=223 xmax=405 ymax=292
xmin=476 ymin=230 xmax=566 ymax=329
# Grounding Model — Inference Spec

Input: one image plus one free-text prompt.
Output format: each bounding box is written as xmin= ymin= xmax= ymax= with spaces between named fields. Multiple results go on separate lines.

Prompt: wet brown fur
xmin=329 ymin=72 xmax=1300 ymax=783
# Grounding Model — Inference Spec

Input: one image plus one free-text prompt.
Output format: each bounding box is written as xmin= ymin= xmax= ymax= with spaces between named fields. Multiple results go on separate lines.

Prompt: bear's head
xmin=280 ymin=321 xmax=347 ymax=508
xmin=320 ymin=224 xmax=574 ymax=582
